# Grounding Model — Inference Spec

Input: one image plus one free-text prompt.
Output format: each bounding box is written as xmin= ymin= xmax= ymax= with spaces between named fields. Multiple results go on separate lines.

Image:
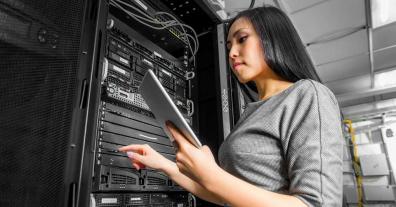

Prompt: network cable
xmin=111 ymin=0 xmax=197 ymax=66
xmin=110 ymin=0 xmax=176 ymax=29
xmin=155 ymin=11 xmax=199 ymax=53
xmin=110 ymin=0 xmax=199 ymax=67
xmin=154 ymin=11 xmax=199 ymax=65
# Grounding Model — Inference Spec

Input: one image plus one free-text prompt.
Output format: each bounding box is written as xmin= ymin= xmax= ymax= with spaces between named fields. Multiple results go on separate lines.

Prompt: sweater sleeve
xmin=282 ymin=81 xmax=343 ymax=207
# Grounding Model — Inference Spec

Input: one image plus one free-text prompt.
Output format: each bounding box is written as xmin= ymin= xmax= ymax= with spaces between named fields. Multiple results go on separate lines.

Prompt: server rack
xmin=77 ymin=0 xmax=239 ymax=207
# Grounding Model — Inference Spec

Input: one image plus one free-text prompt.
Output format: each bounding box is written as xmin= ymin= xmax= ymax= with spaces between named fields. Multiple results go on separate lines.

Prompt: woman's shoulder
xmin=298 ymin=79 xmax=338 ymax=105
xmin=292 ymin=79 xmax=330 ymax=93
xmin=265 ymin=79 xmax=340 ymax=113
xmin=247 ymin=79 xmax=338 ymax=110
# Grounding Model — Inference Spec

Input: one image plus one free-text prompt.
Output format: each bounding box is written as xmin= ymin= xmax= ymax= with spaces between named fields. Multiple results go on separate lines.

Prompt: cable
xmin=110 ymin=0 xmax=176 ymax=29
xmin=154 ymin=11 xmax=199 ymax=67
xmin=155 ymin=13 xmax=196 ymax=66
xmin=110 ymin=0 xmax=199 ymax=67
xmin=249 ymin=0 xmax=255 ymax=9
xmin=115 ymin=1 xmax=199 ymax=52
xmin=112 ymin=0 xmax=198 ymax=53
xmin=155 ymin=12 xmax=199 ymax=54
xmin=111 ymin=0 xmax=196 ymax=65
xmin=154 ymin=12 xmax=194 ymax=49
xmin=113 ymin=0 xmax=175 ymax=25
xmin=344 ymin=120 xmax=363 ymax=207
xmin=208 ymin=0 xmax=224 ymax=9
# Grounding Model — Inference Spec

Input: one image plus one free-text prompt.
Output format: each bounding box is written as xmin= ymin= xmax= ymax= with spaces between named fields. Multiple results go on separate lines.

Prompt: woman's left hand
xmin=166 ymin=121 xmax=221 ymax=187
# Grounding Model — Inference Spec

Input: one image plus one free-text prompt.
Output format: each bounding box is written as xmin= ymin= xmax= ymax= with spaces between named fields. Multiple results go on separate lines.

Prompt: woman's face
xmin=226 ymin=17 xmax=270 ymax=83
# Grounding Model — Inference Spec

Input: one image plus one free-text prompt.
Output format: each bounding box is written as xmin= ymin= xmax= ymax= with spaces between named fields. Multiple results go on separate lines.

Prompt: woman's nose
xmin=228 ymin=46 xmax=239 ymax=59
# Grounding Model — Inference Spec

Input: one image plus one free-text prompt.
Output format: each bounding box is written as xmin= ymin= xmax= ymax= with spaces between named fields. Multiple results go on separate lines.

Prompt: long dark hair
xmin=228 ymin=6 xmax=321 ymax=93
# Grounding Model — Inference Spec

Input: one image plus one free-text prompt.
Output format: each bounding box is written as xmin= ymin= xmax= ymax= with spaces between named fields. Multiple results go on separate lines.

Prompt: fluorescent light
xmin=374 ymin=69 xmax=396 ymax=88
xmin=371 ymin=0 xmax=396 ymax=28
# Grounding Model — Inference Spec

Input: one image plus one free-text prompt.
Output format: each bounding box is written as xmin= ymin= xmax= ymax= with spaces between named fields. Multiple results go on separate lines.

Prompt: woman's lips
xmin=233 ymin=63 xmax=243 ymax=70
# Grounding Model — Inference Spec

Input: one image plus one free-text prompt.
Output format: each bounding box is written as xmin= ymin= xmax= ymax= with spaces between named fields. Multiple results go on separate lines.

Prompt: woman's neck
xmin=254 ymin=78 xmax=294 ymax=101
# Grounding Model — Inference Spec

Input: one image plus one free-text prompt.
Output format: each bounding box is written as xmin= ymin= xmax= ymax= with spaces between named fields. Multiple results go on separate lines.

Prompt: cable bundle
xmin=110 ymin=0 xmax=199 ymax=67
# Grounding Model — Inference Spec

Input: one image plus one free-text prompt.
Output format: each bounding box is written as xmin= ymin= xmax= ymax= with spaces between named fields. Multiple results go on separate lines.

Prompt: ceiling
xmin=219 ymin=0 xmax=396 ymax=118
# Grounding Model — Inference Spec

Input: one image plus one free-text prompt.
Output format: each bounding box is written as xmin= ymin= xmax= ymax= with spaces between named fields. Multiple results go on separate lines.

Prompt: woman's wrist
xmin=200 ymin=165 xmax=224 ymax=192
xmin=159 ymin=160 xmax=178 ymax=177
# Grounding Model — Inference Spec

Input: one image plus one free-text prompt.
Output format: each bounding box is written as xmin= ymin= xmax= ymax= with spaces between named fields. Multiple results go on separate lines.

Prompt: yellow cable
xmin=344 ymin=119 xmax=363 ymax=207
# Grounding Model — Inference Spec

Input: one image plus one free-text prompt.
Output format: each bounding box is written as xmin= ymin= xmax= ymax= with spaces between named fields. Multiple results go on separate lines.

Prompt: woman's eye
xmin=238 ymin=36 xmax=247 ymax=43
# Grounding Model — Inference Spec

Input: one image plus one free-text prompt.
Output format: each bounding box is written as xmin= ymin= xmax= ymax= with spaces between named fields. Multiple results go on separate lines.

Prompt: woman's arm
xmin=160 ymin=161 xmax=224 ymax=205
xmin=118 ymin=144 xmax=224 ymax=205
xmin=203 ymin=166 xmax=307 ymax=207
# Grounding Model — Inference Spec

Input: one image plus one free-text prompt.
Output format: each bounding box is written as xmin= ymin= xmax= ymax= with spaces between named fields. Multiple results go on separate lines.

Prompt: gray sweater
xmin=218 ymin=79 xmax=343 ymax=207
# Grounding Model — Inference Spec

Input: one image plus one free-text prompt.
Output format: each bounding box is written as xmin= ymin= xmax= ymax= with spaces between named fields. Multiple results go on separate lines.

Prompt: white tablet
xmin=139 ymin=69 xmax=202 ymax=148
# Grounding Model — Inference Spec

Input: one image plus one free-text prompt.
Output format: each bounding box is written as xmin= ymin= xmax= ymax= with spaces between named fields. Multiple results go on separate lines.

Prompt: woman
xmin=119 ymin=6 xmax=343 ymax=207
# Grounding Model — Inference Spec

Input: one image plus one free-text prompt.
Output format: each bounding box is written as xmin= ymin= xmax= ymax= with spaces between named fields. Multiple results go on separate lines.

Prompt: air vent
xmin=111 ymin=173 xmax=136 ymax=185
xmin=147 ymin=176 xmax=167 ymax=186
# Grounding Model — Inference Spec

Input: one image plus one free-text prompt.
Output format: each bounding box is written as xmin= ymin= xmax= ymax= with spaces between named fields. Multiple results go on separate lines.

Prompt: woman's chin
xmin=233 ymin=71 xmax=252 ymax=83
xmin=237 ymin=77 xmax=250 ymax=84
xmin=234 ymin=73 xmax=249 ymax=83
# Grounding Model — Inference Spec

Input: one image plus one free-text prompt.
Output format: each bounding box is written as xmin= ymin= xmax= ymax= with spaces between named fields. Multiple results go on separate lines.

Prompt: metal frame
xmin=365 ymin=0 xmax=375 ymax=89
xmin=76 ymin=0 xmax=109 ymax=206
xmin=215 ymin=23 xmax=233 ymax=139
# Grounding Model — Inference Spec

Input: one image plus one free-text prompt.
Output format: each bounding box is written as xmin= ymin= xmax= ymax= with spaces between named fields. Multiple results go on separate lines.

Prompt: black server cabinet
xmin=0 ymin=0 xmax=240 ymax=206
xmin=0 ymin=0 xmax=101 ymax=206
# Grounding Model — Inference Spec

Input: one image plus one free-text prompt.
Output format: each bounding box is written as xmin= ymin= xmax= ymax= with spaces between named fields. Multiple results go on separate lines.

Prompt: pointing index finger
xmin=118 ymin=144 xmax=144 ymax=152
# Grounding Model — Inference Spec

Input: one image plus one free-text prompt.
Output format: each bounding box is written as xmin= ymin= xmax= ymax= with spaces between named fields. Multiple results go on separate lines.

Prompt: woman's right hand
xmin=118 ymin=144 xmax=173 ymax=171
